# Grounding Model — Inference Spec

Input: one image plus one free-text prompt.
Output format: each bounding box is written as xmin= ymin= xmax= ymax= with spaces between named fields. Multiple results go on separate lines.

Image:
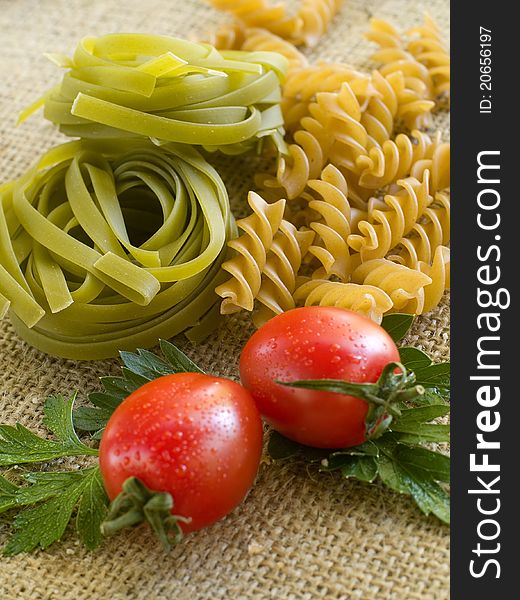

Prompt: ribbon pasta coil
xmin=22 ymin=34 xmax=288 ymax=156
xmin=0 ymin=140 xmax=237 ymax=359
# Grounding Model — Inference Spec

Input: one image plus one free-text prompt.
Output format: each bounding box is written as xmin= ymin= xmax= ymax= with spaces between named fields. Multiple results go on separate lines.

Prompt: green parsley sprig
xmin=0 ymin=341 xmax=203 ymax=555
xmin=267 ymin=314 xmax=451 ymax=524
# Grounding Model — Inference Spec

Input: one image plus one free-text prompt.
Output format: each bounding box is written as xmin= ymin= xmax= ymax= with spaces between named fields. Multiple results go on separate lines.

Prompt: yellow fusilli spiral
xmin=207 ymin=24 xmax=308 ymax=71
xmin=407 ymin=15 xmax=450 ymax=107
xmin=294 ymin=279 xmax=393 ymax=323
xmin=207 ymin=0 xmax=301 ymax=41
xmin=282 ymin=63 xmax=372 ymax=131
xmin=208 ymin=0 xmax=343 ymax=47
xmin=204 ymin=22 xmax=248 ymax=50
xmin=254 ymin=221 xmax=315 ymax=326
xmin=388 ymin=191 xmax=450 ymax=266
xmin=348 ymin=173 xmax=432 ymax=262
xmin=215 ymin=192 xmax=285 ymax=313
xmin=353 ymin=129 xmax=449 ymax=193
xmin=292 ymin=0 xmax=344 ymax=47
xmin=310 ymin=82 xmax=369 ymax=173
xmin=364 ymin=70 xmax=434 ymax=134
xmin=418 ymin=245 xmax=450 ymax=313
xmin=262 ymin=79 xmax=376 ymax=201
xmin=241 ymin=28 xmax=309 ymax=70
xmin=409 ymin=135 xmax=450 ymax=194
xmin=366 ymin=16 xmax=450 ymax=108
xmin=351 ymin=258 xmax=432 ymax=315
xmin=301 ymin=165 xmax=366 ymax=280
xmin=265 ymin=115 xmax=333 ymax=200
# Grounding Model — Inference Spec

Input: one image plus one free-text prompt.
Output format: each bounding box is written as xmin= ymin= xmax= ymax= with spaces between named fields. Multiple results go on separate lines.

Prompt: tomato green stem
xmin=100 ymin=477 xmax=191 ymax=551
xmin=276 ymin=361 xmax=424 ymax=441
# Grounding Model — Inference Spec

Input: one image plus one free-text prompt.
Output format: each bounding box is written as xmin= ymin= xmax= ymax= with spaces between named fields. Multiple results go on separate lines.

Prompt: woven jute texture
xmin=0 ymin=1 xmax=450 ymax=598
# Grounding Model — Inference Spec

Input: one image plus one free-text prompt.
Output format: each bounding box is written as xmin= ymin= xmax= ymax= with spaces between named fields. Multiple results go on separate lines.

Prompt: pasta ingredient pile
xmin=0 ymin=1 xmax=450 ymax=359
xmin=206 ymin=4 xmax=450 ymax=327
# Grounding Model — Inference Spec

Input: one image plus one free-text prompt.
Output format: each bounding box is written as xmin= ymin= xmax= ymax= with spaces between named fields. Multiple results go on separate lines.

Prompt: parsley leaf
xmin=0 ymin=475 xmax=18 ymax=514
xmin=3 ymin=467 xmax=108 ymax=555
xmin=399 ymin=347 xmax=450 ymax=404
xmin=268 ymin=402 xmax=450 ymax=523
xmin=0 ymin=394 xmax=98 ymax=466
xmin=381 ymin=313 xmax=415 ymax=342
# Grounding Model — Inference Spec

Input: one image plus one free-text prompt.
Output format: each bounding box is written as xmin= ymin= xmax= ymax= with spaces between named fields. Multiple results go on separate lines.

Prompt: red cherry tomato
xmin=99 ymin=373 xmax=263 ymax=533
xmin=240 ymin=307 xmax=400 ymax=448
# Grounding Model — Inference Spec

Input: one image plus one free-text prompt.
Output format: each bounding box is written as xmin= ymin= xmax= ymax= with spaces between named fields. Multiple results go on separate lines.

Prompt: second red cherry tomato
xmin=239 ymin=307 xmax=400 ymax=448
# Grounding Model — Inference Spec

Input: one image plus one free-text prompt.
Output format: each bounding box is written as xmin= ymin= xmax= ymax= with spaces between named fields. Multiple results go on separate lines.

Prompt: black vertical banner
xmin=451 ymin=1 xmax=516 ymax=597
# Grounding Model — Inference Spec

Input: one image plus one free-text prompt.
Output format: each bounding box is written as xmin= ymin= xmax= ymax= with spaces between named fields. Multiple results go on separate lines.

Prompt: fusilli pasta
xmin=282 ymin=63 xmax=372 ymax=131
xmin=407 ymin=15 xmax=450 ymax=107
xmin=351 ymin=257 xmax=432 ymax=314
xmin=366 ymin=15 xmax=450 ymax=108
xmin=216 ymin=192 xmax=286 ymax=313
xmin=292 ymin=0 xmax=344 ymax=47
xmin=353 ymin=129 xmax=449 ymax=193
xmin=207 ymin=0 xmax=301 ymax=41
xmin=347 ymin=173 xmax=432 ymax=262
xmin=417 ymin=244 xmax=450 ymax=313
xmin=254 ymin=221 xmax=314 ymax=325
xmin=303 ymin=165 xmax=366 ymax=280
xmin=294 ymin=279 xmax=393 ymax=323
xmin=241 ymin=28 xmax=309 ymax=70
xmin=207 ymin=24 xmax=308 ymax=71
xmin=207 ymin=0 xmax=343 ymax=47
xmin=388 ymin=191 xmax=450 ymax=266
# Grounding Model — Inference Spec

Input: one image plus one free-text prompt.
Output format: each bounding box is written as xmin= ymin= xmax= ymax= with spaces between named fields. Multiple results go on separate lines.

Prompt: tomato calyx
xmin=101 ymin=477 xmax=192 ymax=551
xmin=277 ymin=361 xmax=424 ymax=440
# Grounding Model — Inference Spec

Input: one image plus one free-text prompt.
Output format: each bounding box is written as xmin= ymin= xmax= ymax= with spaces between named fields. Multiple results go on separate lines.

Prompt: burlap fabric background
xmin=0 ymin=1 xmax=450 ymax=598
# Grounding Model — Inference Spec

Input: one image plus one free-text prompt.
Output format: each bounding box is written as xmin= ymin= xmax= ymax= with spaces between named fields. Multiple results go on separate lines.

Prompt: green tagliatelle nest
xmin=0 ymin=139 xmax=237 ymax=359
xmin=22 ymin=34 xmax=288 ymax=155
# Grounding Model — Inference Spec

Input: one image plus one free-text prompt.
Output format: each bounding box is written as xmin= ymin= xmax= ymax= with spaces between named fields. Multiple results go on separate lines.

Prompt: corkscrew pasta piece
xmin=365 ymin=18 xmax=402 ymax=48
xmin=353 ymin=129 xmax=449 ymax=192
xmin=254 ymin=221 xmax=314 ymax=326
xmin=22 ymin=34 xmax=287 ymax=155
xmin=409 ymin=138 xmax=450 ymax=194
xmin=208 ymin=0 xmax=343 ymax=47
xmin=268 ymin=115 xmax=333 ymax=200
xmin=0 ymin=140 xmax=237 ymax=359
xmin=388 ymin=191 xmax=450 ymax=267
xmin=241 ymin=28 xmax=309 ymax=71
xmin=351 ymin=258 xmax=432 ymax=315
xmin=301 ymin=165 xmax=366 ymax=280
xmin=207 ymin=0 xmax=302 ymax=41
xmin=366 ymin=15 xmax=450 ymax=108
xmin=206 ymin=25 xmax=308 ymax=71
xmin=282 ymin=64 xmax=373 ymax=131
xmin=407 ymin=15 xmax=450 ymax=107
xmin=348 ymin=173 xmax=432 ymax=262
xmin=265 ymin=77 xmax=373 ymax=202
xmin=294 ymin=279 xmax=393 ymax=323
xmin=263 ymin=81 xmax=368 ymax=202
xmin=292 ymin=0 xmax=344 ymax=47
xmin=365 ymin=70 xmax=434 ymax=133
xmin=215 ymin=192 xmax=286 ymax=314
xmin=204 ymin=22 xmax=248 ymax=50
xmin=417 ymin=245 xmax=450 ymax=313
